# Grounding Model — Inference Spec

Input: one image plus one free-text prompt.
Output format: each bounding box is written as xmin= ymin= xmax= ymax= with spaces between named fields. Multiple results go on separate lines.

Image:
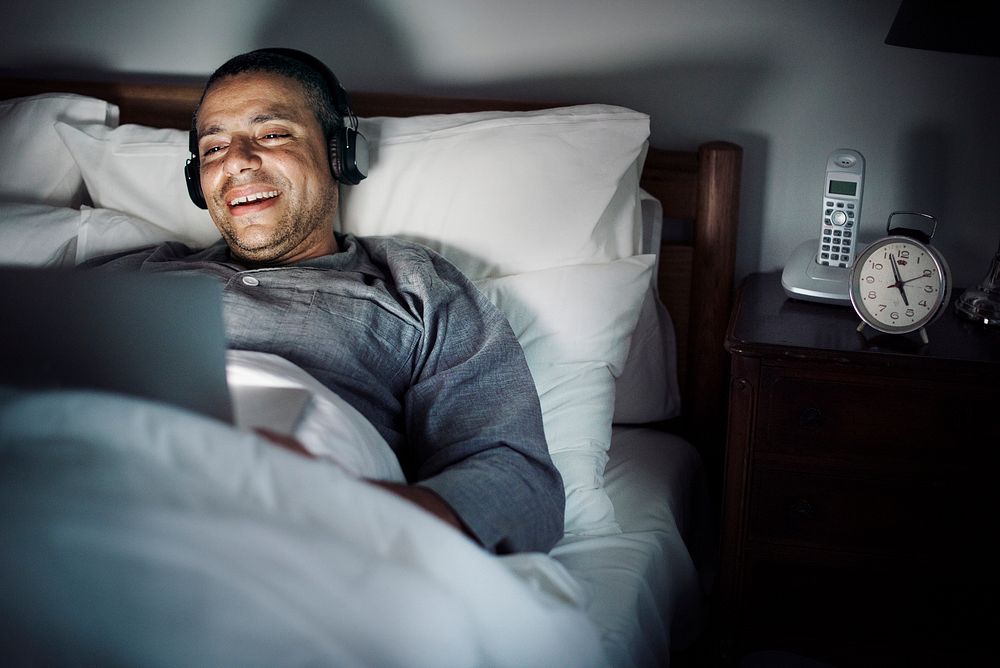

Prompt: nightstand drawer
xmin=747 ymin=467 xmax=954 ymax=554
xmin=755 ymin=371 xmax=985 ymax=466
xmin=740 ymin=552 xmax=995 ymax=664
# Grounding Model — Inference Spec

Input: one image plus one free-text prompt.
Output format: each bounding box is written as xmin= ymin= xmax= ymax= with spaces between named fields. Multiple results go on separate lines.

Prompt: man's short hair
xmin=197 ymin=49 xmax=341 ymax=140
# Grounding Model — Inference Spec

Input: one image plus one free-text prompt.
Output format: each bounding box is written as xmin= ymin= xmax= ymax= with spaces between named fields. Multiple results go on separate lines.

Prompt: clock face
xmin=849 ymin=236 xmax=949 ymax=334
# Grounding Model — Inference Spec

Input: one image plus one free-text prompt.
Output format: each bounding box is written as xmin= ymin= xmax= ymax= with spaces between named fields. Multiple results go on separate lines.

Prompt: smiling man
xmin=196 ymin=70 xmax=340 ymax=264
xmin=85 ymin=48 xmax=565 ymax=555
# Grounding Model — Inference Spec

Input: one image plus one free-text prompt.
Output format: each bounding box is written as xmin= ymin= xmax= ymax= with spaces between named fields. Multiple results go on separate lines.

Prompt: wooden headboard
xmin=0 ymin=77 xmax=741 ymax=456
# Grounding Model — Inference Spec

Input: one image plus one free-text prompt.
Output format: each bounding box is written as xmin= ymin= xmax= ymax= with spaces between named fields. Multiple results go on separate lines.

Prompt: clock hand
xmin=900 ymin=273 xmax=929 ymax=285
xmin=888 ymin=254 xmax=909 ymax=306
xmin=888 ymin=253 xmax=902 ymax=284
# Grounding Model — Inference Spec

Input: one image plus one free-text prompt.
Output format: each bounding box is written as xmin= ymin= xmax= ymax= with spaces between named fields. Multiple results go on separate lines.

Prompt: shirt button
xmin=242 ymin=275 xmax=260 ymax=286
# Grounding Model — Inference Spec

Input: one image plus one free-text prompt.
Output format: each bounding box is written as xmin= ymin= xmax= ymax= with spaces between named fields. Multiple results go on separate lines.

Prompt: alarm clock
xmin=849 ymin=212 xmax=951 ymax=343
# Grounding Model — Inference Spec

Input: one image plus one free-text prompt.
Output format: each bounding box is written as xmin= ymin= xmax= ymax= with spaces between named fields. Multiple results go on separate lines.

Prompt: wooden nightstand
xmin=718 ymin=272 xmax=1000 ymax=666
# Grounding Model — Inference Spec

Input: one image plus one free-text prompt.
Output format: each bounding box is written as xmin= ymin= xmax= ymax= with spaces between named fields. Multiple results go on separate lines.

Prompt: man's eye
xmin=261 ymin=133 xmax=291 ymax=141
xmin=202 ymin=145 xmax=225 ymax=158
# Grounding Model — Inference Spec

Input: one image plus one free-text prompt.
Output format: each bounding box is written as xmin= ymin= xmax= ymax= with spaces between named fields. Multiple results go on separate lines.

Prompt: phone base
xmin=781 ymin=238 xmax=851 ymax=305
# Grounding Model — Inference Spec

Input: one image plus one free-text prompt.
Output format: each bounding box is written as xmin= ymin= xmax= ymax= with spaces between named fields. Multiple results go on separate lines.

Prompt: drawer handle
xmin=797 ymin=407 xmax=823 ymax=430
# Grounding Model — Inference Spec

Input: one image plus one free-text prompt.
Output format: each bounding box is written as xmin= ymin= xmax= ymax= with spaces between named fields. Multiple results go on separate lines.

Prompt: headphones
xmin=184 ymin=48 xmax=369 ymax=209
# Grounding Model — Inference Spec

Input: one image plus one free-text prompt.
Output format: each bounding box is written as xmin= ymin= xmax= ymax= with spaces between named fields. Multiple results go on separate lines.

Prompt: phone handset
xmin=817 ymin=149 xmax=864 ymax=268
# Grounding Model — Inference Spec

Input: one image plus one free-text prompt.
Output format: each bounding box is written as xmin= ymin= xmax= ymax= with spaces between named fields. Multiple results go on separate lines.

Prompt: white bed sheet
xmin=552 ymin=426 xmax=711 ymax=668
xmin=0 ymin=374 xmax=605 ymax=667
xmin=0 ymin=348 xmax=707 ymax=668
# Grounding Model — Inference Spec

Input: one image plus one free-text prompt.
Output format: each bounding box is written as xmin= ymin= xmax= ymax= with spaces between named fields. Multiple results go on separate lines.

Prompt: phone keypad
xmin=818 ymin=199 xmax=857 ymax=268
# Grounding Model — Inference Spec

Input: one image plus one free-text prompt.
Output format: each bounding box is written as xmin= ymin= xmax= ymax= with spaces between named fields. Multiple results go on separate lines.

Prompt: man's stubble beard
xmin=210 ymin=175 xmax=339 ymax=264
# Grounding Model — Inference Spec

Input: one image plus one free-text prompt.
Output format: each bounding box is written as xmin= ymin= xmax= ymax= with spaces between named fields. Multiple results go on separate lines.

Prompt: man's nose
xmin=223 ymin=136 xmax=262 ymax=175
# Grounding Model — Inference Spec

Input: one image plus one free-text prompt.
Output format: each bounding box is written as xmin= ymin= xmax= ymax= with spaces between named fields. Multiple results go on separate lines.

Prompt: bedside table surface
xmin=727 ymin=272 xmax=1000 ymax=370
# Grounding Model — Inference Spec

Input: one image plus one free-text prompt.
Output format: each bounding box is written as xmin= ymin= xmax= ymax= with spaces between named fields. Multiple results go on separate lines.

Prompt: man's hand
xmin=368 ymin=480 xmax=472 ymax=540
xmin=254 ymin=427 xmax=316 ymax=458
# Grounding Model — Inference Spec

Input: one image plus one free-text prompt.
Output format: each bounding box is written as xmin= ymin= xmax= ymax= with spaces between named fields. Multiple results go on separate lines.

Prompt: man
xmin=86 ymin=49 xmax=564 ymax=555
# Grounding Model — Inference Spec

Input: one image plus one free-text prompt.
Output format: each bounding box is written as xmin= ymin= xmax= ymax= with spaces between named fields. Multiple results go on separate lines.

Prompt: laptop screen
xmin=0 ymin=268 xmax=233 ymax=424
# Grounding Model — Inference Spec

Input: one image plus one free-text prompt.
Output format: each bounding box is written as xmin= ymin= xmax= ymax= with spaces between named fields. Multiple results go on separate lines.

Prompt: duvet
xmin=0 ymin=352 xmax=604 ymax=667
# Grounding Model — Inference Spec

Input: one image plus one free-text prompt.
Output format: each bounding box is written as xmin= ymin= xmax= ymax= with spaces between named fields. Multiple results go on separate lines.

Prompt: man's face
xmin=196 ymin=72 xmax=339 ymax=264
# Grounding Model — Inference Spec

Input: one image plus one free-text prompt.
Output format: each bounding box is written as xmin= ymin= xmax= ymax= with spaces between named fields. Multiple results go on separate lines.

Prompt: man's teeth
xmin=230 ymin=191 xmax=279 ymax=206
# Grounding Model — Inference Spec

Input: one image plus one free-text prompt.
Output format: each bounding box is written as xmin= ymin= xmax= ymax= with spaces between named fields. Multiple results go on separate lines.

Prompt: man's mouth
xmin=229 ymin=190 xmax=280 ymax=208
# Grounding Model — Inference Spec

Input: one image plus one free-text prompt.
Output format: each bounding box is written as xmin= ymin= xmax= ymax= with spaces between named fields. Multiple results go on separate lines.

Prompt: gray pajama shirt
xmin=85 ymin=232 xmax=564 ymax=554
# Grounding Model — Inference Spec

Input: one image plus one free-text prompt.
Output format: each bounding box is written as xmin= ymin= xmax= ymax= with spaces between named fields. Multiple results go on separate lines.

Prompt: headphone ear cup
xmin=185 ymin=123 xmax=207 ymax=209
xmin=328 ymin=132 xmax=344 ymax=183
xmin=329 ymin=127 xmax=369 ymax=186
xmin=184 ymin=157 xmax=208 ymax=209
xmin=346 ymin=128 xmax=369 ymax=184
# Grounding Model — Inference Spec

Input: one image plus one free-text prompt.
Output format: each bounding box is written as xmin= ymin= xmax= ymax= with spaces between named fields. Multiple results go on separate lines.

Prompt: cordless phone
xmin=817 ymin=149 xmax=864 ymax=268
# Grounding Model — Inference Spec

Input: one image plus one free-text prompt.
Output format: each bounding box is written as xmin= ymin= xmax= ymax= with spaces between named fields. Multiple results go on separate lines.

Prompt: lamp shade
xmin=885 ymin=1 xmax=1000 ymax=57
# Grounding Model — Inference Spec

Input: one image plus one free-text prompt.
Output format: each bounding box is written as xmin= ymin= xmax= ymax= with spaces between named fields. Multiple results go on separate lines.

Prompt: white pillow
xmin=74 ymin=206 xmax=191 ymax=264
xmin=340 ymin=105 xmax=649 ymax=279
xmin=0 ymin=94 xmax=119 ymax=207
xmin=0 ymin=204 xmax=192 ymax=267
xmin=475 ymin=254 xmax=654 ymax=536
xmin=613 ymin=291 xmax=680 ymax=423
xmin=0 ymin=202 xmax=80 ymax=267
xmin=613 ymin=191 xmax=681 ymax=423
xmin=54 ymin=122 xmax=220 ymax=249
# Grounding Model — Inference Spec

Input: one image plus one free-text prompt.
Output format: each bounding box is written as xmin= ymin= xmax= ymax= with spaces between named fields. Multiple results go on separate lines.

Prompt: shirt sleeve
xmin=394 ymin=247 xmax=565 ymax=554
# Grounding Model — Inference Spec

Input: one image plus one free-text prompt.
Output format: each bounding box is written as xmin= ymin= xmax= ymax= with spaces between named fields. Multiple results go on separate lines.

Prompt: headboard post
xmin=687 ymin=141 xmax=742 ymax=458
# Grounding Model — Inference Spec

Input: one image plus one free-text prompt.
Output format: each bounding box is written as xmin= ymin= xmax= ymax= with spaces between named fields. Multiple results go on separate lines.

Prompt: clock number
xmin=919 ymin=299 xmax=928 ymax=308
xmin=898 ymin=249 xmax=910 ymax=259
xmin=864 ymin=275 xmax=875 ymax=284
xmin=924 ymin=285 xmax=934 ymax=294
xmin=890 ymin=311 xmax=900 ymax=320
xmin=868 ymin=290 xmax=877 ymax=300
xmin=905 ymin=308 xmax=914 ymax=317
xmin=922 ymin=269 xmax=932 ymax=278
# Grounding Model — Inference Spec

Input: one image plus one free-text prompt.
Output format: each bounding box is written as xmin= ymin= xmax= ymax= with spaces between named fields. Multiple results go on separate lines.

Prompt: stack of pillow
xmin=0 ymin=93 xmax=679 ymax=537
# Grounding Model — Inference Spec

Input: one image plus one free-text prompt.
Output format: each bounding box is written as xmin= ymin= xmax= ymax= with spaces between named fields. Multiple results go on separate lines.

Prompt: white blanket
xmin=0 ymin=352 xmax=604 ymax=667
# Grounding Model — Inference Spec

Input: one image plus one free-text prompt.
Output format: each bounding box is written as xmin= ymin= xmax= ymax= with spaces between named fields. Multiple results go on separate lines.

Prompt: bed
xmin=0 ymin=76 xmax=741 ymax=667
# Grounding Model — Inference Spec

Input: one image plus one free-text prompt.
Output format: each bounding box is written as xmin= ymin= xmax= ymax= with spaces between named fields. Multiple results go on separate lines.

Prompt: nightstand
xmin=718 ymin=272 xmax=1000 ymax=666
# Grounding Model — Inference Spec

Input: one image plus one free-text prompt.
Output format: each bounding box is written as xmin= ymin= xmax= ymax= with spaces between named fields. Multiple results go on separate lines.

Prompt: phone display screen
xmin=828 ymin=179 xmax=857 ymax=196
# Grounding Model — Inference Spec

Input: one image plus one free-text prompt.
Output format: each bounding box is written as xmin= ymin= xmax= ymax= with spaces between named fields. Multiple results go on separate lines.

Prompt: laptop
xmin=1 ymin=267 xmax=314 ymax=433
xmin=0 ymin=267 xmax=237 ymax=423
